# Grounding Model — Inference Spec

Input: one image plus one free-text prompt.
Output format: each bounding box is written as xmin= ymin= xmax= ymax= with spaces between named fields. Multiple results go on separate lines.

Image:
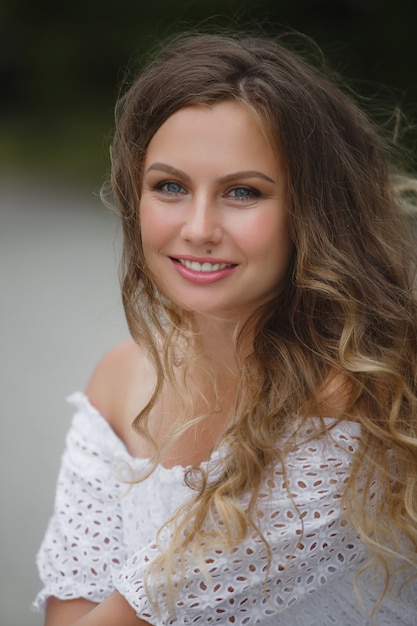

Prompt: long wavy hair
xmin=108 ymin=33 xmax=417 ymax=617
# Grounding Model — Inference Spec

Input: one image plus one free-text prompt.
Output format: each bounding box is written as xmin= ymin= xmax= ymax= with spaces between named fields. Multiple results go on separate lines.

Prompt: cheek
xmin=139 ymin=202 xmax=165 ymax=255
xmin=253 ymin=217 xmax=292 ymax=283
xmin=240 ymin=214 xmax=289 ymax=259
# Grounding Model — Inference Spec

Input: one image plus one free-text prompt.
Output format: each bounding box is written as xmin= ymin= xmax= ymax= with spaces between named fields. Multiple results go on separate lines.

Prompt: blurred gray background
xmin=1 ymin=0 xmax=416 ymax=624
xmin=1 ymin=177 xmax=128 ymax=626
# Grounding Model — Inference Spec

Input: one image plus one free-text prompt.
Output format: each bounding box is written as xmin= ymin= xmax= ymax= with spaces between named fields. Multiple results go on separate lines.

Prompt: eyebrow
xmin=145 ymin=162 xmax=277 ymax=185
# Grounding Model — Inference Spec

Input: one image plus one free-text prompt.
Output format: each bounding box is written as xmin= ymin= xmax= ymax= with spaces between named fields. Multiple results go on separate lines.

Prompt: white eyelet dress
xmin=33 ymin=392 xmax=417 ymax=625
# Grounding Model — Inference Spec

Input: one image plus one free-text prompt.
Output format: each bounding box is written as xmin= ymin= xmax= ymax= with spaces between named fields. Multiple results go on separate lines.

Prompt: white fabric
xmin=34 ymin=392 xmax=417 ymax=624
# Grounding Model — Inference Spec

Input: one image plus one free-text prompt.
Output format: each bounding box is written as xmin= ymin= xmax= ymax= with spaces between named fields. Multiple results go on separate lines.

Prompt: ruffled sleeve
xmin=33 ymin=393 xmax=130 ymax=611
xmin=113 ymin=421 xmax=367 ymax=625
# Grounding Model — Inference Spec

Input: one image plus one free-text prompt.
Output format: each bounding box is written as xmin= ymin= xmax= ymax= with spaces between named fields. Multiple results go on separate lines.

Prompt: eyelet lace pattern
xmin=34 ymin=393 xmax=417 ymax=624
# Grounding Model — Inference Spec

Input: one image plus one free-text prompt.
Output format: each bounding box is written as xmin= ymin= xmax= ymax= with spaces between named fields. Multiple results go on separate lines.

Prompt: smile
xmin=177 ymin=259 xmax=235 ymax=272
xmin=170 ymin=257 xmax=237 ymax=284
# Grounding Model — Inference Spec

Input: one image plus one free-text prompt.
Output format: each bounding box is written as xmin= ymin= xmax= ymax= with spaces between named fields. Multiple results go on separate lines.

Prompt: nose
xmin=180 ymin=195 xmax=222 ymax=245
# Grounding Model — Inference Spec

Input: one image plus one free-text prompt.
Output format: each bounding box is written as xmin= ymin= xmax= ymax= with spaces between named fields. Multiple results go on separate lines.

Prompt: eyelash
xmin=153 ymin=181 xmax=263 ymax=201
xmin=227 ymin=186 xmax=262 ymax=201
xmin=154 ymin=181 xmax=186 ymax=195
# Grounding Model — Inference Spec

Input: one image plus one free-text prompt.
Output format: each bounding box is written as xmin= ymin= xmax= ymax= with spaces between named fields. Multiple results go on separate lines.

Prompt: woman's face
xmin=139 ymin=100 xmax=292 ymax=321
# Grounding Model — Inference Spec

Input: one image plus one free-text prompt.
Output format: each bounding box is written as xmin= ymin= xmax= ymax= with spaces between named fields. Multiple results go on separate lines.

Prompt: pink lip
xmin=171 ymin=254 xmax=235 ymax=264
xmin=169 ymin=256 xmax=237 ymax=284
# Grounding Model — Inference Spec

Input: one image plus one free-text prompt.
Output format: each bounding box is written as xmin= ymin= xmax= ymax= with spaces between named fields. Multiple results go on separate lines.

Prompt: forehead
xmin=144 ymin=100 xmax=281 ymax=173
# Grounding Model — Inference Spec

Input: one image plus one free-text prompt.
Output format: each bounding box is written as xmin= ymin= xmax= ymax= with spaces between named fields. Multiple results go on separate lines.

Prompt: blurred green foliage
xmin=1 ymin=0 xmax=416 ymax=185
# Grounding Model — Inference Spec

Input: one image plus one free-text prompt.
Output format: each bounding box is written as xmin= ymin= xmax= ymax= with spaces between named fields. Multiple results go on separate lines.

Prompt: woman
xmin=34 ymin=33 xmax=417 ymax=625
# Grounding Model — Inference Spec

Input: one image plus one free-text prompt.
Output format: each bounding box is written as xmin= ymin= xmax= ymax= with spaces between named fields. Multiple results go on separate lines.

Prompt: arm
xmin=34 ymin=393 xmax=131 ymax=614
xmin=45 ymin=592 xmax=150 ymax=626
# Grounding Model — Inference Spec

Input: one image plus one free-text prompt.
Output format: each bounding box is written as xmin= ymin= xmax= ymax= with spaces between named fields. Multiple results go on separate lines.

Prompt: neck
xmin=192 ymin=313 xmax=246 ymax=376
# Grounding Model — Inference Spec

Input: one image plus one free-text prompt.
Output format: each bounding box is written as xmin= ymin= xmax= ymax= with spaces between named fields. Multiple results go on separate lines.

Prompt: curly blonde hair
xmin=108 ymin=32 xmax=417 ymax=617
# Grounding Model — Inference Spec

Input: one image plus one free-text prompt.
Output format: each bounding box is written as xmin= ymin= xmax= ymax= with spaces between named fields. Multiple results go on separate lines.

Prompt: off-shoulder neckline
xmin=66 ymin=391 xmax=224 ymax=473
xmin=66 ymin=391 xmax=362 ymax=474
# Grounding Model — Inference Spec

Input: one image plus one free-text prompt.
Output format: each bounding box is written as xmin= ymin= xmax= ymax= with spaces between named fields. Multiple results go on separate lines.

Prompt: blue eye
xmin=156 ymin=181 xmax=186 ymax=195
xmin=227 ymin=186 xmax=261 ymax=200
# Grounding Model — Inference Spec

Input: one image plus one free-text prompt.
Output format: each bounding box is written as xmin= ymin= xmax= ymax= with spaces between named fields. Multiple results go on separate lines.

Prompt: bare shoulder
xmin=85 ymin=339 xmax=156 ymax=435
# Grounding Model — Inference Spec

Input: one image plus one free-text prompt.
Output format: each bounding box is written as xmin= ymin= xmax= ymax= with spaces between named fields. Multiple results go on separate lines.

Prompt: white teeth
xmin=179 ymin=259 xmax=232 ymax=272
